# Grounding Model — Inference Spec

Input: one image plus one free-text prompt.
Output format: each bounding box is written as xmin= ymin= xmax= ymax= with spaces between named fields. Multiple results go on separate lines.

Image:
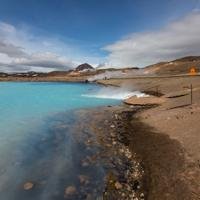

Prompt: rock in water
xmin=86 ymin=193 xmax=93 ymax=200
xmin=64 ymin=186 xmax=77 ymax=197
xmin=78 ymin=175 xmax=90 ymax=185
xmin=23 ymin=182 xmax=34 ymax=190
xmin=115 ymin=181 xmax=122 ymax=190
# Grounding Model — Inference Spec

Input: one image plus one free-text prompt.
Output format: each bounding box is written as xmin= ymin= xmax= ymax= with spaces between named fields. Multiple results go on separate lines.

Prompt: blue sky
xmin=0 ymin=0 xmax=200 ymax=71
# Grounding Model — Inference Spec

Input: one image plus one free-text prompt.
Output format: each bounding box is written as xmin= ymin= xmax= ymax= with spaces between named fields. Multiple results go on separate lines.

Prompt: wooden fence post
xmin=190 ymin=84 xmax=193 ymax=105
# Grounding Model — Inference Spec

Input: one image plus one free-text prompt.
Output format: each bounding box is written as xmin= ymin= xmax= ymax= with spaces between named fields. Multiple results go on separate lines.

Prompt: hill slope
xmin=144 ymin=56 xmax=200 ymax=75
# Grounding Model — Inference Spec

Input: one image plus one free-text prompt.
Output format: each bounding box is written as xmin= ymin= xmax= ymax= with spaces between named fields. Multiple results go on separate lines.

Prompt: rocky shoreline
xmin=91 ymin=107 xmax=146 ymax=200
xmin=68 ymin=101 xmax=199 ymax=200
xmin=66 ymin=105 xmax=148 ymax=200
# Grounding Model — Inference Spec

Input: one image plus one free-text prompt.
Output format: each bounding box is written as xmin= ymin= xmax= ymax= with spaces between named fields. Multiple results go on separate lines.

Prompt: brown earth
xmin=144 ymin=56 xmax=200 ymax=75
xmin=97 ymin=75 xmax=200 ymax=199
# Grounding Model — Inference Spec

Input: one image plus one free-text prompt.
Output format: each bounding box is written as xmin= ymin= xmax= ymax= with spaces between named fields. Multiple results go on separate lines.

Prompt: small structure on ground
xmin=189 ymin=67 xmax=197 ymax=75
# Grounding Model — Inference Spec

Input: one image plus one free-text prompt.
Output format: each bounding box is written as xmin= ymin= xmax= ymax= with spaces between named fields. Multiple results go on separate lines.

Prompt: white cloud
xmin=13 ymin=52 xmax=76 ymax=69
xmin=0 ymin=41 xmax=28 ymax=58
xmin=2 ymin=10 xmax=200 ymax=72
xmin=104 ymin=11 xmax=200 ymax=67
xmin=0 ymin=22 xmax=82 ymax=72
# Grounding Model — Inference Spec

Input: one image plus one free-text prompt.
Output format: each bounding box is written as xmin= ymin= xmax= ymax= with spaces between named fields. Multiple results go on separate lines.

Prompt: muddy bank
xmin=76 ymin=105 xmax=199 ymax=200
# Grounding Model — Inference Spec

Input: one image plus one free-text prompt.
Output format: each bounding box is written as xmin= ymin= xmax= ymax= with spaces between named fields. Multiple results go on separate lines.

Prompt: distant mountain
xmin=144 ymin=56 xmax=200 ymax=75
xmin=75 ymin=63 xmax=94 ymax=71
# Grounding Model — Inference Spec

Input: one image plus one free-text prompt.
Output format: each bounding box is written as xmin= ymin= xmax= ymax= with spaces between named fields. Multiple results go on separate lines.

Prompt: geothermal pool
xmin=0 ymin=82 xmax=145 ymax=199
xmin=0 ymin=82 xmax=124 ymax=200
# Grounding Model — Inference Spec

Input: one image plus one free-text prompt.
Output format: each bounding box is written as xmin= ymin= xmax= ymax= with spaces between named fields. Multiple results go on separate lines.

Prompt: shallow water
xmin=0 ymin=82 xmax=120 ymax=200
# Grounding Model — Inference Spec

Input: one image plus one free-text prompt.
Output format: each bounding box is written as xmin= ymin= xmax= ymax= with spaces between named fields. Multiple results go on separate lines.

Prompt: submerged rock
xmin=64 ymin=186 xmax=77 ymax=197
xmin=110 ymin=124 xmax=115 ymax=128
xmin=23 ymin=182 xmax=34 ymax=190
xmin=110 ymin=132 xmax=116 ymax=137
xmin=79 ymin=175 xmax=90 ymax=185
xmin=86 ymin=193 xmax=93 ymax=200
xmin=114 ymin=181 xmax=123 ymax=190
xmin=81 ymin=160 xmax=90 ymax=167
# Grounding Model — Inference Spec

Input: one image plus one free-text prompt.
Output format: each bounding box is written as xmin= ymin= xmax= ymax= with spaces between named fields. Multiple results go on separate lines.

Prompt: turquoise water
xmin=0 ymin=82 xmax=119 ymax=200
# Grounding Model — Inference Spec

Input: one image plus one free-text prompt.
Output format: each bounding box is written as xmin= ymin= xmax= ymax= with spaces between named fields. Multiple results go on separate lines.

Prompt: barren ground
xmin=97 ymin=75 xmax=200 ymax=199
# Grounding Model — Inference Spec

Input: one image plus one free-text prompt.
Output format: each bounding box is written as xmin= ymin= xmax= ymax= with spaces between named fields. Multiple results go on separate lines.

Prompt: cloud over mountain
xmin=104 ymin=11 xmax=200 ymax=67
xmin=1 ymin=10 xmax=200 ymax=71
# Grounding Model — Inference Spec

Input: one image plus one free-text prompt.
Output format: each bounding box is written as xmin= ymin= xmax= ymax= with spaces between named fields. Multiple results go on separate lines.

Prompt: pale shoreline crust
xmin=124 ymin=96 xmax=166 ymax=106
